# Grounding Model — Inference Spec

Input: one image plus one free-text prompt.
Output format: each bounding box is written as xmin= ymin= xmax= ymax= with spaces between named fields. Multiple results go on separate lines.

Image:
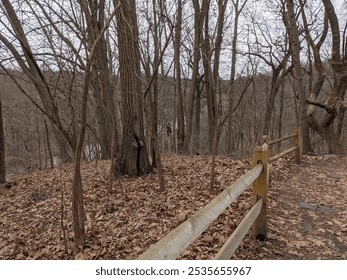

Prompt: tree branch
xmin=306 ymin=99 xmax=334 ymax=114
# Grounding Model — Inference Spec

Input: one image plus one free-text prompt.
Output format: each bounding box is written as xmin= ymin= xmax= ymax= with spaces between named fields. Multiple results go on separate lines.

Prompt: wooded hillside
xmin=0 ymin=0 xmax=346 ymax=256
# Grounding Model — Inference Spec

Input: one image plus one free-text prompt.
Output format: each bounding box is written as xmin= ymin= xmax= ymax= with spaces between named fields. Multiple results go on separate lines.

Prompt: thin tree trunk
xmin=71 ymin=4 xmax=118 ymax=253
xmin=0 ymin=98 xmax=6 ymax=184
xmin=1 ymin=0 xmax=74 ymax=163
xmin=286 ymin=0 xmax=313 ymax=154
xmin=108 ymin=116 xmax=117 ymax=194
xmin=263 ymin=70 xmax=287 ymax=136
xmin=44 ymin=120 xmax=54 ymax=169
xmin=193 ymin=82 xmax=201 ymax=155
xmin=227 ymin=0 xmax=247 ymax=154
xmin=80 ymin=0 xmax=115 ymax=160
xmin=184 ymin=0 xmax=207 ymax=154
xmin=278 ymin=77 xmax=285 ymax=153
xmin=174 ymin=0 xmax=185 ymax=154
xmin=337 ymin=107 xmax=346 ymax=140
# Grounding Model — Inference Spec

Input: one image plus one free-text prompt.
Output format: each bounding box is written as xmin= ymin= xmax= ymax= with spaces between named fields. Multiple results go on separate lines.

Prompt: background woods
xmin=0 ymin=0 xmax=346 ymax=254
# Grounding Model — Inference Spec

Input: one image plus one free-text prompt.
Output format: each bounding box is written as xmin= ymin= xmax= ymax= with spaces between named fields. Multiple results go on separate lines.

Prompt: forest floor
xmin=0 ymin=154 xmax=346 ymax=260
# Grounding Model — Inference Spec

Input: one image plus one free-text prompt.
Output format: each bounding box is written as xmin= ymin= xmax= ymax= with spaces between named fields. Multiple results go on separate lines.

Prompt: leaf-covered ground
xmin=234 ymin=155 xmax=347 ymax=260
xmin=0 ymin=154 xmax=346 ymax=260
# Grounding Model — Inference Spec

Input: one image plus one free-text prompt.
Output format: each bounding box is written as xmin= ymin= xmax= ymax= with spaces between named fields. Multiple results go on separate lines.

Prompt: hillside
xmin=0 ymin=155 xmax=346 ymax=260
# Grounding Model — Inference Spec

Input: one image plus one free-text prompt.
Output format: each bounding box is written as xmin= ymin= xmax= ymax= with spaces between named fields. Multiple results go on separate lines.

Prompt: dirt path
xmin=233 ymin=155 xmax=347 ymax=260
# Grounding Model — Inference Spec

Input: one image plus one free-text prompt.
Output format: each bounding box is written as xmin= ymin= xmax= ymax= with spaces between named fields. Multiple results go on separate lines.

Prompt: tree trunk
xmin=315 ymin=125 xmax=344 ymax=154
xmin=174 ymin=0 xmax=185 ymax=154
xmin=301 ymin=0 xmax=347 ymax=154
xmin=44 ymin=120 xmax=54 ymax=169
xmin=263 ymin=72 xmax=282 ymax=136
xmin=184 ymin=0 xmax=207 ymax=154
xmin=201 ymin=0 xmax=227 ymax=154
xmin=0 ymin=0 xmax=74 ymax=163
xmin=227 ymin=0 xmax=247 ymax=154
xmin=80 ymin=0 xmax=115 ymax=160
xmin=337 ymin=107 xmax=345 ymax=139
xmin=278 ymin=76 xmax=285 ymax=153
xmin=114 ymin=0 xmax=152 ymax=176
xmin=286 ymin=0 xmax=313 ymax=154
xmin=0 ymin=98 xmax=6 ymax=184
xmin=193 ymin=82 xmax=201 ymax=155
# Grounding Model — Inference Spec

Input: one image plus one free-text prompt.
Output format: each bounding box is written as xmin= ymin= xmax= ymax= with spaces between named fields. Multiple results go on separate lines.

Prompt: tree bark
xmin=0 ymin=98 xmax=6 ymax=184
xmin=227 ymin=0 xmax=247 ymax=154
xmin=300 ymin=0 xmax=347 ymax=154
xmin=193 ymin=81 xmax=201 ymax=155
xmin=174 ymin=0 xmax=185 ymax=154
xmin=263 ymin=70 xmax=285 ymax=136
xmin=184 ymin=0 xmax=207 ymax=154
xmin=79 ymin=0 xmax=116 ymax=160
xmin=286 ymin=0 xmax=313 ymax=154
xmin=114 ymin=0 xmax=152 ymax=176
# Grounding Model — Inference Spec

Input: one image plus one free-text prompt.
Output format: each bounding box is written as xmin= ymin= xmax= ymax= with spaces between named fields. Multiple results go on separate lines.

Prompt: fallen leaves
xmin=0 ymin=155 xmax=346 ymax=260
xmin=231 ymin=155 xmax=347 ymax=260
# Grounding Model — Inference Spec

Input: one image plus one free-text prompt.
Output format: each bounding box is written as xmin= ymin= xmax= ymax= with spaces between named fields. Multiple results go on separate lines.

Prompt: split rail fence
xmin=137 ymin=128 xmax=302 ymax=260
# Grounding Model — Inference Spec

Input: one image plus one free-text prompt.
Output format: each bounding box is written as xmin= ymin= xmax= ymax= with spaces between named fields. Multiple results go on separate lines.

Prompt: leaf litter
xmin=0 ymin=155 xmax=346 ymax=260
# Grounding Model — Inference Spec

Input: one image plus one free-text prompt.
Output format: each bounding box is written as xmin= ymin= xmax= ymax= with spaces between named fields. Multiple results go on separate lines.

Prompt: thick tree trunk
xmin=114 ymin=0 xmax=152 ymax=176
xmin=302 ymin=0 xmax=347 ymax=154
xmin=313 ymin=124 xmax=344 ymax=154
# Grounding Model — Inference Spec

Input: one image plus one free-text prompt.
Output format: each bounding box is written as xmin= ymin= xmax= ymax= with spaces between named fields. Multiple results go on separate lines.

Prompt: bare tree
xmin=113 ymin=0 xmax=152 ymax=176
xmin=71 ymin=2 xmax=118 ymax=252
xmin=286 ymin=0 xmax=313 ymax=154
xmin=0 ymin=0 xmax=74 ymax=163
xmin=79 ymin=0 xmax=116 ymax=160
xmin=183 ymin=0 xmax=208 ymax=154
xmin=302 ymin=0 xmax=347 ymax=154
xmin=226 ymin=0 xmax=248 ymax=154
xmin=245 ymin=1 xmax=293 ymax=137
xmin=174 ymin=0 xmax=185 ymax=154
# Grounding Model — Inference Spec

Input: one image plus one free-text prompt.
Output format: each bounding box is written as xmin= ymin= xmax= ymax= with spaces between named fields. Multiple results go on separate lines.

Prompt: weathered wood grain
xmin=137 ymin=164 xmax=263 ymax=260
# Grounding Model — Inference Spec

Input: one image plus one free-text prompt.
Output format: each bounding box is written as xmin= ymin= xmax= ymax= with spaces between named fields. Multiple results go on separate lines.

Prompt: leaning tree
xmin=302 ymin=0 xmax=347 ymax=154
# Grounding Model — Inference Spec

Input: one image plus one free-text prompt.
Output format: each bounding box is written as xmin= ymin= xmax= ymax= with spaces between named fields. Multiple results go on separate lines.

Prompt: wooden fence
xmin=137 ymin=128 xmax=302 ymax=260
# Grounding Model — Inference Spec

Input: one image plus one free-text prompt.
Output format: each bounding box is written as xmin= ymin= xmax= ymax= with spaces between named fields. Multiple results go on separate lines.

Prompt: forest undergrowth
xmin=0 ymin=155 xmax=346 ymax=260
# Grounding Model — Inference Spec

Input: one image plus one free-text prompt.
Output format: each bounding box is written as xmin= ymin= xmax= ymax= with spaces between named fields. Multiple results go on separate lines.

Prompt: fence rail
xmin=266 ymin=127 xmax=301 ymax=164
xmin=214 ymin=198 xmax=263 ymax=260
xmin=137 ymin=164 xmax=263 ymax=260
xmin=137 ymin=128 xmax=302 ymax=260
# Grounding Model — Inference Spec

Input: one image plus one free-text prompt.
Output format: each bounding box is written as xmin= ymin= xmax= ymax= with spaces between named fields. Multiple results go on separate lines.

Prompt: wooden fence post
xmin=294 ymin=127 xmax=301 ymax=164
xmin=252 ymin=143 xmax=269 ymax=240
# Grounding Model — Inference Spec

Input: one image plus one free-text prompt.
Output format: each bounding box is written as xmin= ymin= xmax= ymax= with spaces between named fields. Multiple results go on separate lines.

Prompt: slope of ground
xmin=0 ymin=155 xmax=346 ymax=260
xmin=233 ymin=155 xmax=347 ymax=260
